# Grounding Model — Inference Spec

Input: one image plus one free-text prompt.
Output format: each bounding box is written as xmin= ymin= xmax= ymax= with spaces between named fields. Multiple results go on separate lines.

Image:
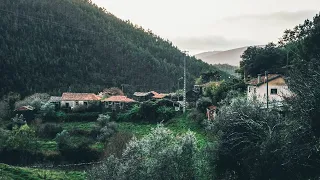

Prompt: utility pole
xmin=183 ymin=51 xmax=188 ymax=114
xmin=265 ymin=71 xmax=269 ymax=109
xmin=177 ymin=77 xmax=183 ymax=101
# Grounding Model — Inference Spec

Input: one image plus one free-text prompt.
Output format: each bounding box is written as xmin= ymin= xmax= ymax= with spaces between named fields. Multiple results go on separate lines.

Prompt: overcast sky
xmin=92 ymin=0 xmax=319 ymax=54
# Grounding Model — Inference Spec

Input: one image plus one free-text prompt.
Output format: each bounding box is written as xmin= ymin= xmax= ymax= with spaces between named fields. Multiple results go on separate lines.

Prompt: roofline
xmin=247 ymin=75 xmax=283 ymax=87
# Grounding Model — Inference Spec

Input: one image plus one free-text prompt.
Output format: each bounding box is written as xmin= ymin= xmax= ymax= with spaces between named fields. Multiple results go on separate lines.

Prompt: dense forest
xmin=0 ymin=0 xmax=227 ymax=97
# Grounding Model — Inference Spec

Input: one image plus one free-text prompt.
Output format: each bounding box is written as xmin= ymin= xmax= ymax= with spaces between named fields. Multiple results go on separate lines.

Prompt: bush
xmin=45 ymin=112 xmax=100 ymax=122
xmin=95 ymin=114 xmax=117 ymax=143
xmin=206 ymin=97 xmax=314 ymax=180
xmin=39 ymin=102 xmax=56 ymax=118
xmin=15 ymin=93 xmax=50 ymax=111
xmin=97 ymin=114 xmax=111 ymax=127
xmin=71 ymin=105 xmax=88 ymax=113
xmin=187 ymin=109 xmax=206 ymax=125
xmin=55 ymin=130 xmax=100 ymax=163
xmin=117 ymin=101 xmax=177 ymax=123
xmin=196 ymin=97 xmax=212 ymax=113
xmin=156 ymin=106 xmax=175 ymax=122
xmin=6 ymin=124 xmax=39 ymax=153
xmin=11 ymin=114 xmax=26 ymax=128
xmin=117 ymin=104 xmax=141 ymax=122
xmin=37 ymin=123 xmax=63 ymax=139
xmin=0 ymin=100 xmax=10 ymax=120
xmin=104 ymin=132 xmax=133 ymax=158
xmin=0 ymin=128 xmax=10 ymax=151
xmin=88 ymin=125 xmax=200 ymax=180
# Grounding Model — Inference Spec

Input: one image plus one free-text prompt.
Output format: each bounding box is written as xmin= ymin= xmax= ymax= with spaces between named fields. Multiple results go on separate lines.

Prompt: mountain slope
xmin=0 ymin=0 xmax=227 ymax=97
xmin=195 ymin=46 xmax=266 ymax=66
xmin=195 ymin=47 xmax=249 ymax=66
xmin=213 ymin=64 xmax=239 ymax=77
xmin=195 ymin=51 xmax=222 ymax=59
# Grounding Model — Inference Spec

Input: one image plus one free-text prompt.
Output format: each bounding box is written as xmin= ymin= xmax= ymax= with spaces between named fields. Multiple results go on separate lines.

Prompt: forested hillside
xmin=0 ymin=0 xmax=224 ymax=97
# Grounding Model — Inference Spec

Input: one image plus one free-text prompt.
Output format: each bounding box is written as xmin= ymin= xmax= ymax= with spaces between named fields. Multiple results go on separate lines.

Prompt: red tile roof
xmin=61 ymin=93 xmax=101 ymax=101
xmin=102 ymin=96 xmax=136 ymax=103
xmin=15 ymin=105 xmax=35 ymax=111
xmin=248 ymin=74 xmax=282 ymax=86
xmin=151 ymin=91 xmax=168 ymax=99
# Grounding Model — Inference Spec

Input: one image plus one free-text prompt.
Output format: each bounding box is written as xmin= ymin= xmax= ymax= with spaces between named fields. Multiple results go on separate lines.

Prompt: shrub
xmin=11 ymin=114 xmax=26 ymax=128
xmin=97 ymin=114 xmax=111 ymax=127
xmin=71 ymin=105 xmax=88 ymax=113
xmin=156 ymin=106 xmax=175 ymax=122
xmin=196 ymin=97 xmax=212 ymax=113
xmin=104 ymin=132 xmax=133 ymax=158
xmin=187 ymin=109 xmax=206 ymax=125
xmin=96 ymin=114 xmax=117 ymax=143
xmin=117 ymin=104 xmax=141 ymax=122
xmin=55 ymin=130 xmax=100 ymax=163
xmin=6 ymin=124 xmax=39 ymax=152
xmin=37 ymin=123 xmax=63 ymax=139
xmin=39 ymin=102 xmax=56 ymax=117
xmin=97 ymin=122 xmax=117 ymax=142
xmin=88 ymin=125 xmax=200 ymax=180
xmin=140 ymin=100 xmax=158 ymax=121
xmin=118 ymin=101 xmax=177 ymax=123
xmin=0 ymin=100 xmax=10 ymax=120
xmin=15 ymin=93 xmax=50 ymax=111
xmin=46 ymin=112 xmax=100 ymax=122
xmin=206 ymin=97 xmax=313 ymax=180
xmin=0 ymin=128 xmax=10 ymax=151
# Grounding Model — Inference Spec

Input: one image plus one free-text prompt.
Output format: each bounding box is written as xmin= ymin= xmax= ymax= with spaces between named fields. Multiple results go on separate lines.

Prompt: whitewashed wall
xmin=247 ymin=84 xmax=292 ymax=103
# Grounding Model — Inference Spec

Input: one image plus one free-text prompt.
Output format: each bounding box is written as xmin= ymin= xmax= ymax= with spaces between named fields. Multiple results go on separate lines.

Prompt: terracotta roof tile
xmin=248 ymin=74 xmax=282 ymax=86
xmin=61 ymin=93 xmax=101 ymax=101
xmin=133 ymin=92 xmax=153 ymax=97
xmin=102 ymin=96 xmax=136 ymax=103
xmin=153 ymin=93 xmax=168 ymax=99
xmin=15 ymin=105 xmax=35 ymax=111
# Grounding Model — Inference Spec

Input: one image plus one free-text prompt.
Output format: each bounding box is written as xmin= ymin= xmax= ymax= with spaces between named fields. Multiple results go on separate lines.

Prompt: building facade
xmin=247 ymin=74 xmax=292 ymax=106
xmin=61 ymin=93 xmax=101 ymax=109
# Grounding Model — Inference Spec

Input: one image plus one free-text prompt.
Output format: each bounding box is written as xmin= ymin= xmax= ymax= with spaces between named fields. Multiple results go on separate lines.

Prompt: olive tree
xmin=88 ymin=125 xmax=199 ymax=180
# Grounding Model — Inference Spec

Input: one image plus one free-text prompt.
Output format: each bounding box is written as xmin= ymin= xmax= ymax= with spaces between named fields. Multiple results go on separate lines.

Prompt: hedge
xmin=42 ymin=112 xmax=100 ymax=122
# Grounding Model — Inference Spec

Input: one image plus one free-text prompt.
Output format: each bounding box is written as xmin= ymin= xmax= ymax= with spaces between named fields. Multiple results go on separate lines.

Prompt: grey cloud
xmin=173 ymin=36 xmax=260 ymax=51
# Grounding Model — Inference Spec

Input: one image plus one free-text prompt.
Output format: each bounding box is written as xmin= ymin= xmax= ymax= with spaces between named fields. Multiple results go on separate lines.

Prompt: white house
xmin=247 ymin=74 xmax=292 ymax=106
xmin=61 ymin=93 xmax=101 ymax=109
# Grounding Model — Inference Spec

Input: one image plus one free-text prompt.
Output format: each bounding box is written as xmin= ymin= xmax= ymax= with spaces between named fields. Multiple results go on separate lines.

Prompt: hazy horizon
xmin=92 ymin=0 xmax=319 ymax=54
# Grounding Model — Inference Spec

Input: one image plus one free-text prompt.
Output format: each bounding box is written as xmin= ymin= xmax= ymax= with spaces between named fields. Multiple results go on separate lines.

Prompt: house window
xmin=65 ymin=103 xmax=69 ymax=108
xmin=84 ymin=102 xmax=88 ymax=106
xmin=248 ymin=87 xmax=251 ymax=93
xmin=271 ymin=88 xmax=278 ymax=95
xmin=253 ymin=88 xmax=257 ymax=94
xmin=75 ymin=101 xmax=79 ymax=106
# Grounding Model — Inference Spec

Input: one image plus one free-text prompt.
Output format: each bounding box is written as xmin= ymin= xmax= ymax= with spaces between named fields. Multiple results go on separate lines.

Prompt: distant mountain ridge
xmin=195 ymin=46 xmax=264 ymax=66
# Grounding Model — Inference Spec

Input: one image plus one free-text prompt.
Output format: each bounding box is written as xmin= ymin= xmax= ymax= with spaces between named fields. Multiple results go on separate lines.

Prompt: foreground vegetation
xmin=0 ymin=163 xmax=86 ymax=180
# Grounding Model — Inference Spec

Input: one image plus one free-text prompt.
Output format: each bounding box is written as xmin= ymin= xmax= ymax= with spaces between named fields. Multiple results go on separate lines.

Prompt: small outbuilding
xmin=206 ymin=105 xmax=217 ymax=121
xmin=14 ymin=105 xmax=35 ymax=123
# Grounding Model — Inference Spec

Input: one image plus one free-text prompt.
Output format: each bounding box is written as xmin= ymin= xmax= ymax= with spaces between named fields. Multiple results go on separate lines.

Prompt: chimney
xmin=257 ymin=74 xmax=261 ymax=84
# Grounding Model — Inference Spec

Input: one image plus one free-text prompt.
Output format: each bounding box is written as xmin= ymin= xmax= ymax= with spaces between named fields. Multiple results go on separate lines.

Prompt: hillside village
xmin=1 ymin=0 xmax=320 ymax=180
